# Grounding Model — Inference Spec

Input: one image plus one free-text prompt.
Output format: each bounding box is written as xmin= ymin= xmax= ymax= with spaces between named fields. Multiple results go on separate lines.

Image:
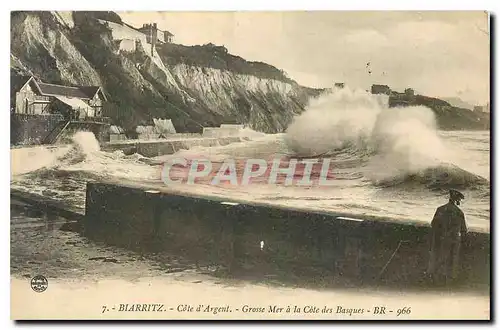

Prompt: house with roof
xmin=11 ymin=75 xmax=107 ymax=120
xmin=370 ymin=84 xmax=391 ymax=95
xmin=11 ymin=73 xmax=111 ymax=145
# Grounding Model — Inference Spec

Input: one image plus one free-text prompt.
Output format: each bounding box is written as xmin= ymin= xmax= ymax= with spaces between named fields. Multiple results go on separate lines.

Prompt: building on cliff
xmin=98 ymin=19 xmax=174 ymax=54
xmin=474 ymin=104 xmax=490 ymax=113
xmin=137 ymin=23 xmax=174 ymax=44
xmin=404 ymin=88 xmax=415 ymax=97
xmin=371 ymin=84 xmax=391 ymax=95
xmin=369 ymin=84 xmax=417 ymax=107
xmin=11 ymin=74 xmax=111 ymax=145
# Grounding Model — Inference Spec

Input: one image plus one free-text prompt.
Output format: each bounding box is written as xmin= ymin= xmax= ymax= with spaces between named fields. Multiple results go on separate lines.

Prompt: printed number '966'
xmin=397 ymin=307 xmax=411 ymax=316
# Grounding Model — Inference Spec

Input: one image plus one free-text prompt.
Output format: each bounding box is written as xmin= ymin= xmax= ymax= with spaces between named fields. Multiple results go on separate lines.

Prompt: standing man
xmin=428 ymin=189 xmax=468 ymax=283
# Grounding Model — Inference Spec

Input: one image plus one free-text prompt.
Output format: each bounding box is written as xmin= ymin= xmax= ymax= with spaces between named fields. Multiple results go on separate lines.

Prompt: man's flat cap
xmin=450 ymin=189 xmax=465 ymax=200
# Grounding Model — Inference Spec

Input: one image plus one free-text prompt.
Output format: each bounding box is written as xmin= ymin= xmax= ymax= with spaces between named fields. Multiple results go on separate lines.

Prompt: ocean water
xmin=10 ymin=88 xmax=490 ymax=232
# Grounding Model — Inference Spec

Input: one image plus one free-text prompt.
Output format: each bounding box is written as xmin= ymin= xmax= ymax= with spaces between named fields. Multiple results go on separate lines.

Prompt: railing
xmin=77 ymin=116 xmax=112 ymax=124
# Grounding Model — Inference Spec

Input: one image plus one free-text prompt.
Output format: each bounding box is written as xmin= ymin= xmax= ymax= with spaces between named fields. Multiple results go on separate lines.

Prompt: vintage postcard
xmin=10 ymin=10 xmax=490 ymax=320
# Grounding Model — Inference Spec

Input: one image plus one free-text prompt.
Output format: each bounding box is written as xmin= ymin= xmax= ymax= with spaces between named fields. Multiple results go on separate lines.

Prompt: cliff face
xmin=10 ymin=11 xmax=322 ymax=133
xmin=10 ymin=11 xmax=488 ymax=133
xmin=168 ymin=64 xmax=315 ymax=133
xmin=10 ymin=12 xmax=101 ymax=86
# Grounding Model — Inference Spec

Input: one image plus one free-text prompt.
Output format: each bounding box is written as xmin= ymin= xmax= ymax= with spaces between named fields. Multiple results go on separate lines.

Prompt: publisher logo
xmin=30 ymin=275 xmax=48 ymax=293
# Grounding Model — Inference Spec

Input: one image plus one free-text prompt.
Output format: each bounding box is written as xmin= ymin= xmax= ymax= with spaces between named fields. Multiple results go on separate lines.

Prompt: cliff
xmin=10 ymin=11 xmax=488 ymax=133
xmin=10 ymin=11 xmax=323 ymax=133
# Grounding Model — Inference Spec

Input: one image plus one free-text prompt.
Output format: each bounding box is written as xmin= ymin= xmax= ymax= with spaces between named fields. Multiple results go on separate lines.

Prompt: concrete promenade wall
xmin=84 ymin=182 xmax=490 ymax=285
xmin=101 ymin=137 xmax=244 ymax=157
xmin=202 ymin=127 xmax=241 ymax=138
xmin=220 ymin=124 xmax=244 ymax=129
xmin=169 ymin=133 xmax=203 ymax=139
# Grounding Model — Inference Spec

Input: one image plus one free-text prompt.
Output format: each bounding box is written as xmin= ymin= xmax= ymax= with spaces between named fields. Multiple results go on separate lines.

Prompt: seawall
xmin=83 ymin=181 xmax=490 ymax=287
xmin=202 ymin=126 xmax=243 ymax=138
xmin=11 ymin=188 xmax=84 ymax=221
xmin=101 ymin=136 xmax=246 ymax=157
xmin=11 ymin=113 xmax=64 ymax=145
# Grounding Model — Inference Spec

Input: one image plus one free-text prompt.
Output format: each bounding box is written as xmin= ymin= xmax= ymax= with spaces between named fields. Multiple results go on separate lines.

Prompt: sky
xmin=119 ymin=11 xmax=490 ymax=105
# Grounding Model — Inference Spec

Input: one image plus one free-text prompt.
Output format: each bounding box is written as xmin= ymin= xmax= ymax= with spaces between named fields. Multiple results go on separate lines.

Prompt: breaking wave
xmin=12 ymin=131 xmax=159 ymax=183
xmin=10 ymin=116 xmax=489 ymax=227
xmin=374 ymin=164 xmax=489 ymax=191
xmin=11 ymin=90 xmax=489 ymax=197
xmin=284 ymin=87 xmax=489 ymax=190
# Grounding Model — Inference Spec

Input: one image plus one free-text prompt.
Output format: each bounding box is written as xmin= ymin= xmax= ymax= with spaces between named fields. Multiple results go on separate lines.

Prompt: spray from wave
xmin=284 ymin=87 xmax=488 ymax=189
xmin=12 ymin=131 xmax=159 ymax=183
xmin=72 ymin=131 xmax=101 ymax=155
xmin=285 ymin=88 xmax=384 ymax=156
xmin=56 ymin=131 xmax=102 ymax=165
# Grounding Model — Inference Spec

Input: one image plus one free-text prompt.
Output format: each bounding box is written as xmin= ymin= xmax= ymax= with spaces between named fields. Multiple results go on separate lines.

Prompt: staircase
xmin=42 ymin=120 xmax=110 ymax=145
xmin=42 ymin=120 xmax=70 ymax=144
